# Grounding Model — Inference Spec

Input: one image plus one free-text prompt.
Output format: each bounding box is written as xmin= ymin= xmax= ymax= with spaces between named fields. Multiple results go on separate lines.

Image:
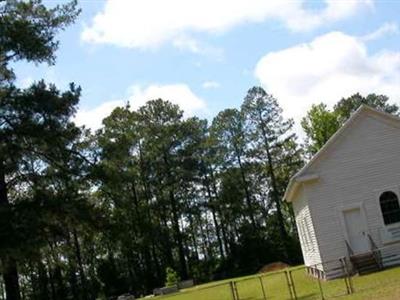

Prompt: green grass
xmin=140 ymin=266 xmax=400 ymax=300
xmin=346 ymin=267 xmax=400 ymax=300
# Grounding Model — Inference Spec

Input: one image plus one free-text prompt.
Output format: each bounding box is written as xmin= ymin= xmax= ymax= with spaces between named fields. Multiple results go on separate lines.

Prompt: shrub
xmin=165 ymin=267 xmax=180 ymax=287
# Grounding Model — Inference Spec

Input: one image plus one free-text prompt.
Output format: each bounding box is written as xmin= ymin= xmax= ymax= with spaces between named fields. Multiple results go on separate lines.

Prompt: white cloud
xmin=74 ymin=100 xmax=125 ymax=130
xmin=81 ymin=0 xmax=372 ymax=50
xmin=361 ymin=22 xmax=399 ymax=41
xmin=255 ymin=31 xmax=400 ymax=129
xmin=172 ymin=36 xmax=202 ymax=53
xmin=172 ymin=35 xmax=224 ymax=59
xmin=74 ymin=83 xmax=206 ymax=130
xmin=202 ymin=81 xmax=221 ymax=89
xmin=128 ymin=83 xmax=207 ymax=115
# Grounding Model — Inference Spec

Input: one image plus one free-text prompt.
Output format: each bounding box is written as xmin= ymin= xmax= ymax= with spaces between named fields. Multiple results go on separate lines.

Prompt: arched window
xmin=379 ymin=191 xmax=400 ymax=225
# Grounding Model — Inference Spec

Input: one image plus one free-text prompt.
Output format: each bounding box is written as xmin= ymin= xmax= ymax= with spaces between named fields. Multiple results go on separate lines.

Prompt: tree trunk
xmin=150 ymin=241 xmax=162 ymax=286
xmin=37 ymin=260 xmax=50 ymax=300
xmin=0 ymin=279 xmax=5 ymax=300
xmin=169 ymin=190 xmax=188 ymax=279
xmin=46 ymin=262 xmax=57 ymax=300
xmin=197 ymin=214 xmax=211 ymax=260
xmin=53 ymin=266 xmax=67 ymax=300
xmin=138 ymin=143 xmax=162 ymax=290
xmin=162 ymin=153 xmax=188 ymax=279
xmin=234 ymin=148 xmax=258 ymax=230
xmin=67 ymin=269 xmax=79 ymax=300
xmin=2 ymin=257 xmax=20 ymax=300
xmin=129 ymin=178 xmax=155 ymax=293
xmin=124 ymin=250 xmax=136 ymax=293
xmin=209 ymin=168 xmax=230 ymax=255
xmin=156 ymin=193 xmax=174 ymax=267
xmin=0 ymin=161 xmax=21 ymax=300
xmin=64 ymin=237 xmax=79 ymax=300
xmin=203 ymin=170 xmax=224 ymax=259
xmin=72 ymin=230 xmax=88 ymax=300
xmin=258 ymin=113 xmax=289 ymax=259
xmin=187 ymin=214 xmax=199 ymax=260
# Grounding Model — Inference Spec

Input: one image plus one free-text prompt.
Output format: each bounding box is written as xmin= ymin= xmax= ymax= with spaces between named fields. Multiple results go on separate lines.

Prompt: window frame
xmin=297 ymin=217 xmax=314 ymax=253
xmin=379 ymin=190 xmax=400 ymax=226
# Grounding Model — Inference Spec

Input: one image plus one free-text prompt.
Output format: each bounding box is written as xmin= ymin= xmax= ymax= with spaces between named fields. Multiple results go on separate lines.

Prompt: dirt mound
xmin=258 ymin=262 xmax=289 ymax=273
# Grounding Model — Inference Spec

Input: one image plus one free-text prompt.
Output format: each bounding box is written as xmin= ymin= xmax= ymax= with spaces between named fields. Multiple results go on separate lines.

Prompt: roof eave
xmin=284 ymin=173 xmax=319 ymax=202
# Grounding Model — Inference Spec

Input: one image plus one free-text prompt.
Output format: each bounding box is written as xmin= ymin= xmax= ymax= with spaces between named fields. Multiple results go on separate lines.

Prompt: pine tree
xmin=241 ymin=86 xmax=303 ymax=259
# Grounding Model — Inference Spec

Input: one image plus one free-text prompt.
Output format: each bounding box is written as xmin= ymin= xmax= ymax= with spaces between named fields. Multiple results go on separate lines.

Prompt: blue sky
xmin=13 ymin=0 xmax=400 ymax=133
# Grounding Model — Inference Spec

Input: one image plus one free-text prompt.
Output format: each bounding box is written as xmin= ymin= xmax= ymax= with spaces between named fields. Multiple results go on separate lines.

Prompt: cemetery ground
xmin=139 ymin=265 xmax=400 ymax=300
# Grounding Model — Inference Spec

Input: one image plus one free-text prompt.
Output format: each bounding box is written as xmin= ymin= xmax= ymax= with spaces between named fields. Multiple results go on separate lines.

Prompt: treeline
xmin=1 ymin=1 xmax=400 ymax=300
xmin=1 ymin=84 xmax=305 ymax=300
xmin=91 ymin=89 xmax=304 ymax=294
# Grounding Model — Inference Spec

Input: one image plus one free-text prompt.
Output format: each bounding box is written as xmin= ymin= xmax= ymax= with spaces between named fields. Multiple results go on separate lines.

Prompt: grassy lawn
xmin=345 ymin=267 xmax=400 ymax=300
xmin=140 ymin=266 xmax=400 ymax=300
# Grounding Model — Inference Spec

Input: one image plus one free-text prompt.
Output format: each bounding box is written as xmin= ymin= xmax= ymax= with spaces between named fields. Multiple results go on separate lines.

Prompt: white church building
xmin=285 ymin=105 xmax=400 ymax=278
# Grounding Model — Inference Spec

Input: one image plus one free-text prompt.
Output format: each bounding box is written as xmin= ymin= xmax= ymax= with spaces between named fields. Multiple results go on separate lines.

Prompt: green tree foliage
xmin=165 ymin=267 xmax=180 ymax=288
xmin=211 ymin=108 xmax=257 ymax=230
xmin=241 ymin=87 xmax=303 ymax=259
xmin=0 ymin=1 xmax=82 ymax=299
xmin=334 ymin=93 xmax=399 ymax=123
xmin=301 ymin=103 xmax=339 ymax=155
xmin=0 ymin=0 xmax=80 ymax=83
xmin=0 ymin=81 xmax=97 ymax=300
xmin=84 ymin=92 xmax=304 ymax=296
xmin=302 ymin=94 xmax=399 ymax=156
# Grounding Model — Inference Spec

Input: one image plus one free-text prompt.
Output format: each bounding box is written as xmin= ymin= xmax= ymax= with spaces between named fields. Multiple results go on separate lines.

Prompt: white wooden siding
xmin=304 ymin=112 xmax=400 ymax=263
xmin=292 ymin=186 xmax=322 ymax=266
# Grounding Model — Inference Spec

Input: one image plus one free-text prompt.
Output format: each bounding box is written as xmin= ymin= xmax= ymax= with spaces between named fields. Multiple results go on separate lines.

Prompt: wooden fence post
xmin=284 ymin=270 xmax=295 ymax=300
xmin=317 ymin=276 xmax=324 ymax=300
xmin=258 ymin=276 xmax=267 ymax=300
xmin=284 ymin=270 xmax=293 ymax=300
xmin=229 ymin=281 xmax=239 ymax=300
xmin=229 ymin=281 xmax=236 ymax=300
xmin=288 ymin=270 xmax=298 ymax=300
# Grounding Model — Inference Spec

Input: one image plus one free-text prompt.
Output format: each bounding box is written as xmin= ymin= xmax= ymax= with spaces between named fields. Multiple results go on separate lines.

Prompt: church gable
xmin=285 ymin=106 xmax=400 ymax=202
xmin=306 ymin=110 xmax=400 ymax=178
